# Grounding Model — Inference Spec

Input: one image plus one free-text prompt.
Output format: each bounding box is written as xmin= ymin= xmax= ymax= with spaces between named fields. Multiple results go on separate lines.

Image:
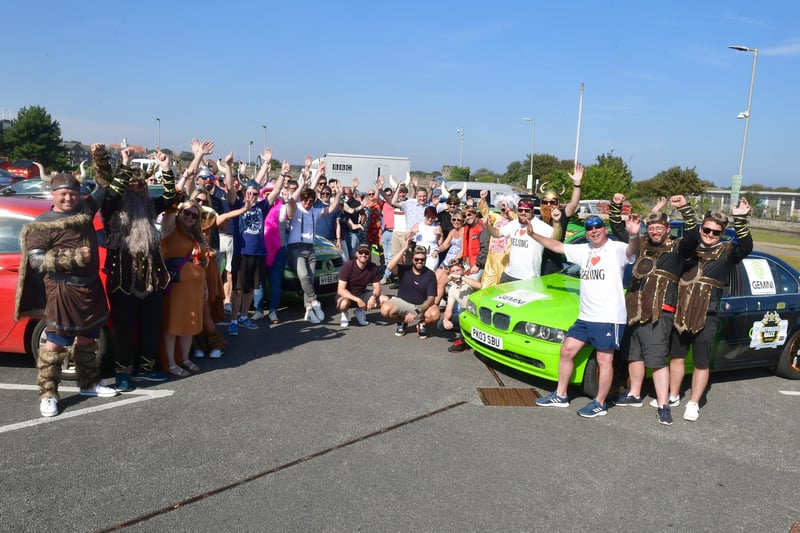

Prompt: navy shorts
xmin=567 ymin=319 xmax=624 ymax=352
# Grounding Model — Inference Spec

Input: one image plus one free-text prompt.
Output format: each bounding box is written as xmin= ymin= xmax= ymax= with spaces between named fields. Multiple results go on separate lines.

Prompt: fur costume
xmin=36 ymin=346 xmax=66 ymax=399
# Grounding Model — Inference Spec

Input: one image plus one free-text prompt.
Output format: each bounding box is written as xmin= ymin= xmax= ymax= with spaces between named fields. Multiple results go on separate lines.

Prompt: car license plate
xmin=319 ymin=273 xmax=338 ymax=285
xmin=471 ymin=327 xmax=503 ymax=350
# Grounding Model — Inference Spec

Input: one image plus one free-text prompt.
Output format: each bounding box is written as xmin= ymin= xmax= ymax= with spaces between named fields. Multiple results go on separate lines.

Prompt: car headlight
xmin=514 ymin=322 xmax=567 ymax=343
xmin=466 ymin=300 xmax=477 ymax=315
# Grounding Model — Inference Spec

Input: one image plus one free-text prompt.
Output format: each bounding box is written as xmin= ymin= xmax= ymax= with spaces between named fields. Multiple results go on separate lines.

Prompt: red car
xmin=0 ymin=197 xmax=111 ymax=373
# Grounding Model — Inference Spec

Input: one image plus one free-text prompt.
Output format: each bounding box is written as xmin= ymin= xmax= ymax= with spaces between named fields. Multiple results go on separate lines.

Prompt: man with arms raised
xmin=533 ymin=214 xmax=641 ymax=418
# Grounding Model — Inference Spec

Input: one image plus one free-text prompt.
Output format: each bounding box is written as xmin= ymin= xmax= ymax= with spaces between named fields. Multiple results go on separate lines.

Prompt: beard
xmin=540 ymin=205 xmax=554 ymax=225
xmin=107 ymin=188 xmax=159 ymax=255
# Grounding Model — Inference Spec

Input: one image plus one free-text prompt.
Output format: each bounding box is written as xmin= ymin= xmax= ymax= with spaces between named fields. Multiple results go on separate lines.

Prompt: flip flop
xmin=182 ymin=360 xmax=200 ymax=373
xmin=168 ymin=365 xmax=190 ymax=377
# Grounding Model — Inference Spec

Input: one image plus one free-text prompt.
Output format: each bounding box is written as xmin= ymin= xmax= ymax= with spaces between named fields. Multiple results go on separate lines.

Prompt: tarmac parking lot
xmin=1 ymin=297 xmax=799 ymax=532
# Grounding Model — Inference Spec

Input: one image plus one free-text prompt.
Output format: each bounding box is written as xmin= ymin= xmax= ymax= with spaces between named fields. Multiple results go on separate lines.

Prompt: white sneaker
xmin=268 ymin=310 xmax=279 ymax=324
xmin=683 ymin=401 xmax=700 ymax=421
xmin=40 ymin=397 xmax=58 ymax=417
xmin=209 ymin=349 xmax=223 ymax=359
xmin=305 ymin=307 xmax=321 ymax=324
xmin=80 ymin=383 xmax=119 ymax=398
xmin=340 ymin=312 xmax=350 ymax=327
xmin=193 ymin=349 xmax=205 ymax=359
xmin=649 ymin=395 xmax=680 ymax=408
xmin=354 ymin=308 xmax=369 ymax=326
xmin=311 ymin=300 xmax=325 ymax=322
xmin=251 ymin=310 xmax=265 ymax=321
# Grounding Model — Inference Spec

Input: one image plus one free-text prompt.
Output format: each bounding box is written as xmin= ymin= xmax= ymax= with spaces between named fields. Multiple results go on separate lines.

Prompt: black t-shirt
xmin=338 ymin=259 xmax=381 ymax=294
xmin=396 ymin=264 xmax=437 ymax=305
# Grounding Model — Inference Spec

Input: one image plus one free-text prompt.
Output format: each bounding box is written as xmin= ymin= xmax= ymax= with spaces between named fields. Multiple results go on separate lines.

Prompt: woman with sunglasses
xmin=159 ymin=200 xmax=212 ymax=377
xmin=671 ymin=198 xmax=752 ymax=422
xmin=477 ymin=190 xmax=518 ymax=288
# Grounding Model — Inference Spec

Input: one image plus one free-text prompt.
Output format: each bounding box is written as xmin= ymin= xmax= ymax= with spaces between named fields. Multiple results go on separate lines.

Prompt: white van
xmin=439 ymin=181 xmax=514 ymax=208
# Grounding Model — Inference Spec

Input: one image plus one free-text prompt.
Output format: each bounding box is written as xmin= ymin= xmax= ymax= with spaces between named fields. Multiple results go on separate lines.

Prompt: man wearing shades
xmin=540 ymin=163 xmax=584 ymax=275
xmin=671 ymin=199 xmax=752 ymax=422
xmin=380 ymin=242 xmax=440 ymax=339
xmin=532 ymin=214 xmax=642 ymax=418
xmin=486 ymin=198 xmax=553 ymax=283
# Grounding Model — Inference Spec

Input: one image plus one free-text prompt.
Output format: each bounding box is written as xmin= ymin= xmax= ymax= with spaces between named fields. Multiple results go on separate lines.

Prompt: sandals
xmin=168 ymin=365 xmax=190 ymax=377
xmin=182 ymin=360 xmax=200 ymax=373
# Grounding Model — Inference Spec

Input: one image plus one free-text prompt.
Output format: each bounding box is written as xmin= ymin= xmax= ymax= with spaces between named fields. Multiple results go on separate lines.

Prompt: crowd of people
xmin=15 ymin=143 xmax=752 ymax=424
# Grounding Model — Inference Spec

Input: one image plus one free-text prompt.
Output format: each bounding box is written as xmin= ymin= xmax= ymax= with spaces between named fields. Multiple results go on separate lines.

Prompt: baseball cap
xmin=584 ymin=216 xmax=606 ymax=229
xmin=356 ymin=243 xmax=371 ymax=253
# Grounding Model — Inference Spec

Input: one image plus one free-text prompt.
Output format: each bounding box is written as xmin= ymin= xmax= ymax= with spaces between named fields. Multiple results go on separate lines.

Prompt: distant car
xmin=0 ymin=168 xmax=22 ymax=188
xmin=460 ymin=233 xmax=800 ymax=397
xmin=281 ymin=235 xmax=345 ymax=296
xmin=0 ymin=197 xmax=111 ymax=375
xmin=1 ymin=178 xmax=96 ymax=199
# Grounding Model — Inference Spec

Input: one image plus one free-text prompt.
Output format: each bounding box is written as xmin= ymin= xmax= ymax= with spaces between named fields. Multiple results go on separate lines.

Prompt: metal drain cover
xmin=477 ymin=387 xmax=540 ymax=407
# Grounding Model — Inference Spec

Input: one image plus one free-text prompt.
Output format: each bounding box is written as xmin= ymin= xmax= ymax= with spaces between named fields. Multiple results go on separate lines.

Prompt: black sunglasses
xmin=701 ymin=227 xmax=723 ymax=236
xmin=181 ymin=211 xmax=199 ymax=220
xmin=586 ymin=223 xmax=605 ymax=231
xmin=517 ymin=208 xmax=532 ymax=214
xmin=412 ymin=257 xmax=427 ymax=262
xmin=356 ymin=249 xmax=370 ymax=255
xmin=541 ymin=200 xmax=558 ymax=206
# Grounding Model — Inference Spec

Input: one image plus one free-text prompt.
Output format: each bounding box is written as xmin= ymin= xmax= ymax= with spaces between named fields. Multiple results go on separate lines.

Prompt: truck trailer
xmin=311 ymin=153 xmax=410 ymax=186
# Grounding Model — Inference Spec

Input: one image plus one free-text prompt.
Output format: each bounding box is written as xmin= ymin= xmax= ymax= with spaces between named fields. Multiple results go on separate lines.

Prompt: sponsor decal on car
xmin=749 ymin=311 xmax=788 ymax=349
xmin=491 ymin=289 xmax=547 ymax=308
xmin=743 ymin=258 xmax=777 ymax=295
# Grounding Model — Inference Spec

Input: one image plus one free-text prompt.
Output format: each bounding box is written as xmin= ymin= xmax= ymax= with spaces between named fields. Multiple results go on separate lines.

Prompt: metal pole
xmin=156 ymin=117 xmax=160 ymax=148
xmin=729 ymin=45 xmax=758 ymax=206
xmin=248 ymin=141 xmax=253 ymax=176
xmin=522 ymin=117 xmax=535 ymax=192
xmin=574 ymin=83 xmax=584 ymax=166
xmin=457 ymin=128 xmax=464 ymax=167
xmin=262 ymin=124 xmax=267 ymax=149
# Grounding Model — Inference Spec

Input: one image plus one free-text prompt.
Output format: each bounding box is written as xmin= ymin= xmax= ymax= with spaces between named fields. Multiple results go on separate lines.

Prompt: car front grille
xmin=478 ymin=307 xmax=511 ymax=331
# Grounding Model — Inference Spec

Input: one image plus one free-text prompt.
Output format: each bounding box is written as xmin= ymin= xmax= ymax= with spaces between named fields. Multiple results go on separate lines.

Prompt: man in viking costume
xmin=15 ymin=171 xmax=118 ymax=417
xmin=96 ymin=144 xmax=174 ymax=392
xmin=609 ymin=194 xmax=698 ymax=425
xmin=540 ymin=163 xmax=583 ymax=275
xmin=671 ymin=199 xmax=752 ymax=422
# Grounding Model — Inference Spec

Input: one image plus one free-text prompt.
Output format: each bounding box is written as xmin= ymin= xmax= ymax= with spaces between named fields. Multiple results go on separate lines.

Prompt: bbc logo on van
xmin=332 ymin=164 xmax=353 ymax=172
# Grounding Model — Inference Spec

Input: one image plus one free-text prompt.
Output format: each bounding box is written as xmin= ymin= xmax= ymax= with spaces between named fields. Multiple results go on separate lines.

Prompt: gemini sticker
xmin=749 ymin=311 xmax=788 ymax=350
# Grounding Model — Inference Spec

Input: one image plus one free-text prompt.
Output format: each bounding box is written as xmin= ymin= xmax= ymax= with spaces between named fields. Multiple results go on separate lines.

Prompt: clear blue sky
xmin=4 ymin=1 xmax=799 ymax=188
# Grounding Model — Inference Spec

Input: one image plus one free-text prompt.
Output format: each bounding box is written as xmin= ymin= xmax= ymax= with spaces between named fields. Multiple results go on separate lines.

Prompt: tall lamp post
xmin=522 ymin=117 xmax=535 ymax=192
xmin=262 ymin=124 xmax=268 ymax=149
xmin=728 ymin=44 xmax=758 ymax=207
xmin=156 ymin=117 xmax=161 ymax=148
xmin=248 ymin=140 xmax=254 ymax=176
xmin=456 ymin=127 xmax=464 ymax=167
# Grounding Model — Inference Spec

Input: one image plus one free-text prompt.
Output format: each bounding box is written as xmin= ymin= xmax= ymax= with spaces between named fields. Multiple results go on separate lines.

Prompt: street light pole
xmin=728 ymin=45 xmax=758 ymax=207
xmin=262 ymin=124 xmax=267 ymax=149
xmin=456 ymin=127 xmax=464 ymax=167
xmin=522 ymin=117 xmax=535 ymax=192
xmin=156 ymin=117 xmax=160 ymax=148
xmin=248 ymin=140 xmax=254 ymax=175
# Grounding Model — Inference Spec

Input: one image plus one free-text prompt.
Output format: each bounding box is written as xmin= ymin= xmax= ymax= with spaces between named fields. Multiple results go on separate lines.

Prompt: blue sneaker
xmin=577 ymin=399 xmax=608 ymax=418
xmin=130 ymin=370 xmax=169 ymax=383
xmin=535 ymin=391 xmax=570 ymax=407
xmin=115 ymin=373 xmax=134 ymax=392
xmin=228 ymin=320 xmax=239 ymax=336
xmin=238 ymin=316 xmax=258 ymax=330
xmin=613 ymin=393 xmax=643 ymax=407
xmin=657 ymin=405 xmax=674 ymax=425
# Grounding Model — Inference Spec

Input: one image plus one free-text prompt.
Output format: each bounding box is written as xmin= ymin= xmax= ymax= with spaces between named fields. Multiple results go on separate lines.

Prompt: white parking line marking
xmin=0 ymin=384 xmax=174 ymax=434
xmin=779 ymin=390 xmax=800 ymax=396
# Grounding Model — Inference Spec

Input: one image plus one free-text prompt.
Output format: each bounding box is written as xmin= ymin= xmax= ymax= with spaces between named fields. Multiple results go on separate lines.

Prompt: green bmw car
xmin=460 ymin=249 xmax=800 ymax=397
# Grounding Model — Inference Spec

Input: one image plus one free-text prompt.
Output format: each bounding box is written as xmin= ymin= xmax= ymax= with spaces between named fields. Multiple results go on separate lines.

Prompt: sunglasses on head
xmin=701 ymin=227 xmax=723 ymax=236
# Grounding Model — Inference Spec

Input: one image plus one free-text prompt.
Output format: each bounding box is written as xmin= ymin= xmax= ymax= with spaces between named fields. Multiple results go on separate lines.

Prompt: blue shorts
xmin=567 ymin=319 xmax=624 ymax=352
xmin=46 ymin=328 xmax=101 ymax=348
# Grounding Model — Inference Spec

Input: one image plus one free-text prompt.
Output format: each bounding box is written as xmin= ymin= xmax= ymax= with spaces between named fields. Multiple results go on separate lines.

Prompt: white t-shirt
xmin=563 ymin=239 xmax=634 ymax=324
xmin=500 ymin=217 xmax=553 ymax=279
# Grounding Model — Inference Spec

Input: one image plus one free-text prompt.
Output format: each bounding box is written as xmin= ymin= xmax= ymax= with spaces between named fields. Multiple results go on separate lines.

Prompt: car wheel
xmin=30 ymin=320 xmax=110 ymax=381
xmin=581 ymin=356 xmax=599 ymax=398
xmin=775 ymin=332 xmax=800 ymax=379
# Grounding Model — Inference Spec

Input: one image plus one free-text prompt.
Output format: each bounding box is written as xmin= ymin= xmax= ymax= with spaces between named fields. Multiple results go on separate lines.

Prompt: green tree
xmin=449 ymin=166 xmax=471 ymax=181
xmin=472 ymin=167 xmax=500 ymax=183
xmin=3 ymin=106 xmax=68 ymax=170
xmin=633 ymin=166 xmax=713 ymax=201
